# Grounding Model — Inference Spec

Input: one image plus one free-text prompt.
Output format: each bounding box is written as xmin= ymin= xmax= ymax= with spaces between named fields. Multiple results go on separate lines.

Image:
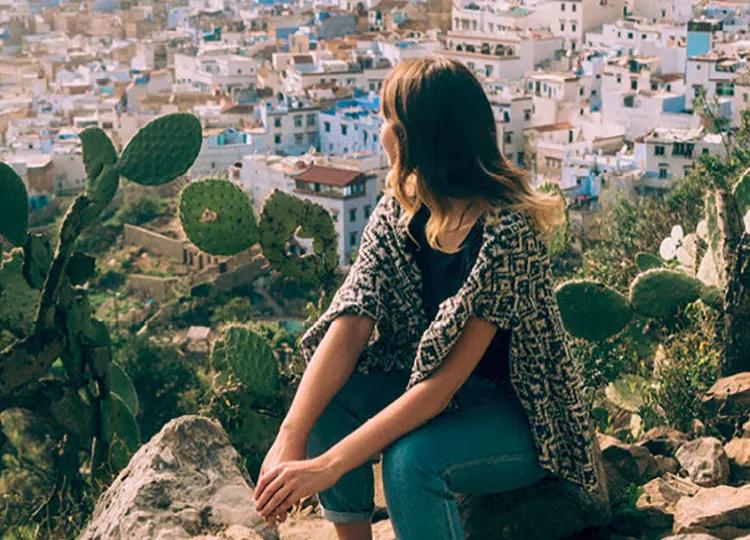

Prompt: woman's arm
xmin=254 ymin=313 xmax=374 ymax=518
xmin=280 ymin=313 xmax=374 ymax=440
xmin=254 ymin=314 xmax=498 ymax=519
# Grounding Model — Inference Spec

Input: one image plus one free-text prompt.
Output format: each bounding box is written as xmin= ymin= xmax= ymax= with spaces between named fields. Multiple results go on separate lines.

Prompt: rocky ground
xmin=79 ymin=372 xmax=750 ymax=540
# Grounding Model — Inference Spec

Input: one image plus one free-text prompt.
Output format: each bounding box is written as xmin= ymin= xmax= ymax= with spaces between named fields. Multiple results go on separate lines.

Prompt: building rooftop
xmin=293 ymin=164 xmax=365 ymax=186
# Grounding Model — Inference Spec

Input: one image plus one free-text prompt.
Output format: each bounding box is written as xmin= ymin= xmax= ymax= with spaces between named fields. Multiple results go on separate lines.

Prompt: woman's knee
xmin=381 ymin=431 xmax=438 ymax=492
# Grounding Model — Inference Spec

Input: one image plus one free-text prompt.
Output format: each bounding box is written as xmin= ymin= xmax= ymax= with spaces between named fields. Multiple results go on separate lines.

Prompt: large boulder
xmin=79 ymin=415 xmax=276 ymax=540
xmin=673 ymin=483 xmax=750 ymax=538
xmin=675 ymin=437 xmax=731 ymax=487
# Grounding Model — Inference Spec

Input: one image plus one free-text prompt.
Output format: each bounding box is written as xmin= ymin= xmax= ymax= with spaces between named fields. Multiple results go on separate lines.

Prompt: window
xmin=517 ymin=151 xmax=525 ymax=165
xmin=630 ymin=79 xmax=638 ymax=90
xmin=274 ymin=134 xmax=281 ymax=144
xmin=627 ymin=32 xmax=633 ymax=39
xmin=655 ymin=145 xmax=665 ymax=156
xmin=658 ymin=166 xmax=668 ymax=179
xmin=702 ymin=147 xmax=710 ymax=155
xmin=324 ymin=121 xmax=331 ymax=132
xmin=673 ymin=142 xmax=694 ymax=157
xmin=560 ymin=21 xmax=565 ymax=31
xmin=503 ymin=131 xmax=512 ymax=144
xmin=274 ymin=117 xmax=281 ymax=128
xmin=294 ymin=115 xmax=302 ymax=127
xmin=341 ymin=124 xmax=348 ymax=135
xmin=349 ymin=208 xmax=357 ymax=222
xmin=616 ymin=75 xmax=622 ymax=84
xmin=523 ymin=109 xmax=532 ymax=121
xmin=308 ymin=132 xmax=316 ymax=143
xmin=571 ymin=24 xmax=577 ymax=32
xmin=560 ymin=2 xmax=565 ymax=10
xmin=307 ymin=114 xmax=316 ymax=126
xmin=294 ymin=133 xmax=303 ymax=144
xmin=349 ymin=231 xmax=357 ymax=246
xmin=716 ymin=82 xmax=735 ymax=97
xmin=364 ymin=204 xmax=372 ymax=218
xmin=503 ymin=110 xmax=510 ymax=122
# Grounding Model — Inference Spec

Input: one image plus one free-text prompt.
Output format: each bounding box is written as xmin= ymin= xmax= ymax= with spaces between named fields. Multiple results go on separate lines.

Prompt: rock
xmin=656 ymin=455 xmax=682 ymax=475
xmin=675 ymin=437 xmax=731 ymax=487
xmin=457 ymin=474 xmax=611 ymax=540
xmin=703 ymin=374 xmax=750 ymax=438
xmin=637 ymin=426 xmax=688 ymax=456
xmin=673 ymin=483 xmax=750 ymax=538
xmin=703 ymin=373 xmax=750 ymax=417
xmin=725 ymin=437 xmax=750 ymax=483
xmin=79 ymin=415 xmax=275 ymax=540
xmin=634 ymin=473 xmax=701 ymax=529
xmin=599 ymin=433 xmax=660 ymax=501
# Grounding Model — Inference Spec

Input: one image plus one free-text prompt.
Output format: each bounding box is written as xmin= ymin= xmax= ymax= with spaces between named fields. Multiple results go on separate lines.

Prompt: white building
xmin=238 ymin=155 xmax=380 ymax=265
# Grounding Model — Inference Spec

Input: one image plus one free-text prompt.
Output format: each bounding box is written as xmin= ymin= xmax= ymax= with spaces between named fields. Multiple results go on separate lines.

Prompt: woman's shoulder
xmin=483 ymin=205 xmax=537 ymax=249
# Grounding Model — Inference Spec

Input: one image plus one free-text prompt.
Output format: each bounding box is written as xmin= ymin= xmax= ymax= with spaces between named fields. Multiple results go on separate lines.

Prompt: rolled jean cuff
xmin=319 ymin=505 xmax=373 ymax=524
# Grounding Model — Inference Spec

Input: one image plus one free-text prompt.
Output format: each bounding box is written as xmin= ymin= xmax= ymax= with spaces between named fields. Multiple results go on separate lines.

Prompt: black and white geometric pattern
xmin=298 ymin=190 xmax=602 ymax=495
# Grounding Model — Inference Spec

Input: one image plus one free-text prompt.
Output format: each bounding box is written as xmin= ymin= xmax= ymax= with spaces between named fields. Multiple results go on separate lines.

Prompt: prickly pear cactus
xmin=0 ymin=162 xmax=29 ymax=248
xmin=258 ymin=189 xmax=338 ymax=284
xmin=179 ymin=178 xmax=339 ymax=287
xmin=210 ymin=324 xmax=281 ymax=410
xmin=634 ymin=251 xmax=662 ymax=272
xmin=555 ymin=280 xmax=632 ymax=341
xmin=180 ymin=179 xmax=258 ymax=255
xmin=118 ymin=113 xmax=202 ymax=185
xmin=0 ymin=112 xmax=203 ymax=524
xmin=629 ymin=268 xmax=704 ymax=319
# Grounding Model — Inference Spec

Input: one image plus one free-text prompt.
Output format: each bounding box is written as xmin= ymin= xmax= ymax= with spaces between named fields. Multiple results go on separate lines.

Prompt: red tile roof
xmin=293 ymin=165 xmax=365 ymax=186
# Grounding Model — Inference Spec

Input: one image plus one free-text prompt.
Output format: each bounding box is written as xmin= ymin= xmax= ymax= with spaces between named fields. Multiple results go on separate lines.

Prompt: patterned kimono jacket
xmin=298 ymin=189 xmax=606 ymax=497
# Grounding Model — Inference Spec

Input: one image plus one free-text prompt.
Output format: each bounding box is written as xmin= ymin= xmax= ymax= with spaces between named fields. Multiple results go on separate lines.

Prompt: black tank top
xmin=407 ymin=204 xmax=512 ymax=384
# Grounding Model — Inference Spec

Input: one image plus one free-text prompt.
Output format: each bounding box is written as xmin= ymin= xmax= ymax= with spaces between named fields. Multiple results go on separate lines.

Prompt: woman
xmin=254 ymin=57 xmax=605 ymax=539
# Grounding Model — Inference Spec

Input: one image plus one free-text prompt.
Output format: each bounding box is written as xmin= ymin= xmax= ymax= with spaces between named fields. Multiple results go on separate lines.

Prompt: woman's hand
xmin=254 ymin=454 xmax=341 ymax=523
xmin=255 ymin=430 xmax=308 ymax=527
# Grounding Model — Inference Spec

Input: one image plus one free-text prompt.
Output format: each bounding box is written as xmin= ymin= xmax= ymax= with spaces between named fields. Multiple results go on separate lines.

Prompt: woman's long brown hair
xmin=380 ymin=56 xmax=564 ymax=253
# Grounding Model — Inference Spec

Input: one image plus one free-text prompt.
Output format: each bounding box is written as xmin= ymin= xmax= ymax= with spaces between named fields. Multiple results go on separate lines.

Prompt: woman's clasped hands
xmin=253 ymin=431 xmax=342 ymax=528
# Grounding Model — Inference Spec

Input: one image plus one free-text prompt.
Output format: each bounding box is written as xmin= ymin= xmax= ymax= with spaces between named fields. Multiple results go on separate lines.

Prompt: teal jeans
xmin=306 ymin=370 xmax=550 ymax=539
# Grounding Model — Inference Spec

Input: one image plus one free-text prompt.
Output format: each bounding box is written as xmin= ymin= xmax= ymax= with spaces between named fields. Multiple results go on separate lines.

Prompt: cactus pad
xmin=699 ymin=285 xmax=723 ymax=309
xmin=555 ymin=280 xmax=632 ymax=341
xmin=66 ymin=252 xmax=96 ymax=285
xmin=629 ymin=268 xmax=704 ymax=319
xmin=88 ymin=165 xmax=120 ymax=209
xmin=110 ymin=362 xmax=139 ymax=416
xmin=80 ymin=127 xmax=117 ymax=183
xmin=733 ymin=168 xmax=750 ymax=216
xmin=259 ymin=189 xmax=337 ymax=283
xmin=210 ymin=325 xmax=280 ymax=410
xmin=101 ymin=393 xmax=141 ymax=471
xmin=0 ymin=162 xmax=28 ymax=246
xmin=0 ymin=249 xmax=38 ymax=335
xmin=180 ymin=179 xmax=258 ymax=255
xmin=22 ymin=233 xmax=52 ymax=289
xmin=634 ymin=251 xmax=662 ymax=272
xmin=118 ymin=113 xmax=202 ymax=185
